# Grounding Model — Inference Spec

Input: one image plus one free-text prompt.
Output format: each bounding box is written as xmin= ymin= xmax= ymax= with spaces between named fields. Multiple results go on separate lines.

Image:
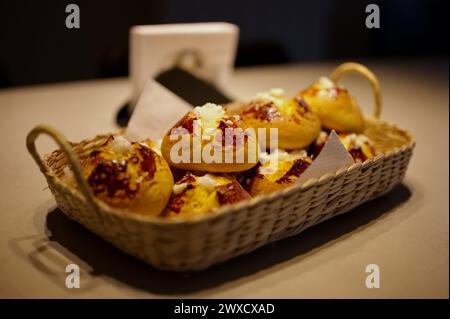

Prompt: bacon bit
xmin=87 ymin=149 xmax=102 ymax=166
xmin=178 ymin=173 xmax=196 ymax=184
xmin=276 ymin=158 xmax=310 ymax=184
xmin=137 ymin=144 xmax=156 ymax=180
xmin=172 ymin=113 xmax=196 ymax=134
xmin=218 ymin=118 xmax=237 ymax=131
xmin=295 ymin=97 xmax=310 ymax=115
xmin=163 ymin=174 xmax=196 ymax=215
xmin=218 ymin=119 xmax=239 ymax=146
xmin=349 ymin=148 xmax=367 ymax=162
xmin=87 ymin=160 xmax=139 ymax=199
xmin=243 ymin=101 xmax=280 ymax=122
xmin=164 ymin=192 xmax=185 ymax=214
xmin=335 ymin=87 xmax=347 ymax=95
xmin=216 ymin=180 xmax=251 ymax=206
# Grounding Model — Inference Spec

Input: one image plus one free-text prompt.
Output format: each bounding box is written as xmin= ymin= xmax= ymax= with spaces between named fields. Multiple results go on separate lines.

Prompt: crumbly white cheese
xmin=260 ymin=149 xmax=307 ymax=163
xmin=111 ymin=135 xmax=132 ymax=155
xmin=173 ymin=182 xmax=188 ymax=195
xmin=196 ymin=174 xmax=221 ymax=188
xmin=317 ymin=76 xmax=336 ymax=89
xmin=202 ymin=127 xmax=217 ymax=140
xmin=340 ymin=133 xmax=371 ymax=149
xmin=193 ymin=103 xmax=225 ymax=128
xmin=316 ymin=131 xmax=329 ymax=145
xmin=259 ymin=149 xmax=307 ymax=175
xmin=316 ymin=77 xmax=343 ymax=98
xmin=255 ymin=88 xmax=286 ymax=107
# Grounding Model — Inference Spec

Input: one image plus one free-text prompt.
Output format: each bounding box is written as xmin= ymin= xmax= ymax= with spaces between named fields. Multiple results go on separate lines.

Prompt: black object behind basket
xmin=116 ymin=66 xmax=233 ymax=127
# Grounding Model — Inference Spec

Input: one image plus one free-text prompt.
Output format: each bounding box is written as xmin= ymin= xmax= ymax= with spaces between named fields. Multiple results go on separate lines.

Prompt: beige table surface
xmin=0 ymin=59 xmax=448 ymax=298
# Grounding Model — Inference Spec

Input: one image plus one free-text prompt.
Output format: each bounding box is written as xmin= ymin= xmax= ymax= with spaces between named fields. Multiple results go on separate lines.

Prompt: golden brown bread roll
xmin=161 ymin=173 xmax=251 ymax=218
xmin=161 ymin=103 xmax=259 ymax=173
xmin=298 ymin=77 xmax=365 ymax=133
xmin=246 ymin=149 xmax=312 ymax=196
xmin=66 ymin=135 xmax=174 ymax=216
xmin=240 ymin=89 xmax=321 ymax=150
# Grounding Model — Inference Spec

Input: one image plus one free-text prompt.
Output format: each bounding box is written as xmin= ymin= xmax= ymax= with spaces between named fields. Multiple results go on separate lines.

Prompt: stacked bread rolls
xmin=66 ymin=63 xmax=379 ymax=218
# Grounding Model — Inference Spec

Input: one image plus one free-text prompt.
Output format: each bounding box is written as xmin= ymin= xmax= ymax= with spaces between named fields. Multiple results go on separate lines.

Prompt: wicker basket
xmin=26 ymin=118 xmax=414 ymax=271
xmin=26 ymin=64 xmax=415 ymax=271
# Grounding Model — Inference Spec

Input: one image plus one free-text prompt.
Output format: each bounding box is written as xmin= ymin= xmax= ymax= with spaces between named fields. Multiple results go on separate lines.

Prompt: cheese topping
xmin=196 ymin=174 xmax=221 ymax=188
xmin=255 ymin=88 xmax=286 ymax=107
xmin=317 ymin=77 xmax=336 ymax=89
xmin=193 ymin=103 xmax=225 ymax=128
xmin=259 ymin=149 xmax=308 ymax=175
xmin=316 ymin=131 xmax=329 ymax=145
xmin=340 ymin=133 xmax=372 ymax=149
xmin=173 ymin=182 xmax=188 ymax=195
xmin=316 ymin=77 xmax=342 ymax=98
xmin=111 ymin=135 xmax=132 ymax=155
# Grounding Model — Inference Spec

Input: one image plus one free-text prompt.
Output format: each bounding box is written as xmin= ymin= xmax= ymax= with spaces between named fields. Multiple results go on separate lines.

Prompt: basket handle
xmin=330 ymin=62 xmax=382 ymax=119
xmin=26 ymin=125 xmax=98 ymax=212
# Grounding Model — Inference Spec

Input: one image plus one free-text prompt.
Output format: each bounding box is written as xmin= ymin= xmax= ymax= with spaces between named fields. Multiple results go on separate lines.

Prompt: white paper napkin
xmin=124 ymin=78 xmax=192 ymax=141
xmin=297 ymin=130 xmax=355 ymax=184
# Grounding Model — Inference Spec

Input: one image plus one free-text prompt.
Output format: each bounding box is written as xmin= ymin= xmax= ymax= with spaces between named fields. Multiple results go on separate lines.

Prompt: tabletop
xmin=0 ymin=58 xmax=448 ymax=298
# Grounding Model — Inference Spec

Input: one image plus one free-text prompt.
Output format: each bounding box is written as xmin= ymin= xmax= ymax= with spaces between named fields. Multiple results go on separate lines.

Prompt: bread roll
xmin=161 ymin=103 xmax=259 ymax=172
xmin=162 ymin=173 xmax=251 ymax=218
xmin=298 ymin=77 xmax=365 ymax=133
xmin=246 ymin=149 xmax=312 ymax=196
xmin=69 ymin=135 xmax=174 ymax=216
xmin=240 ymin=89 xmax=321 ymax=150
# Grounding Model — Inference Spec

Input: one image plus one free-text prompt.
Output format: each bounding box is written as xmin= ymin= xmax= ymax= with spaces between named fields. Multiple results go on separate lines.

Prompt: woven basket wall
xmin=28 ymin=118 xmax=414 ymax=271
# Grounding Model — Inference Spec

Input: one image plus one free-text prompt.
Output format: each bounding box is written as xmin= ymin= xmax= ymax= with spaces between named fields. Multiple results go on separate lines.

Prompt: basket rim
xmin=43 ymin=117 xmax=416 ymax=226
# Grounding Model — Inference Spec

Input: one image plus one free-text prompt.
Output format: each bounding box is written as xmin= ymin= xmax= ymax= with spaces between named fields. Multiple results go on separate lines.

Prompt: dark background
xmin=0 ymin=0 xmax=448 ymax=88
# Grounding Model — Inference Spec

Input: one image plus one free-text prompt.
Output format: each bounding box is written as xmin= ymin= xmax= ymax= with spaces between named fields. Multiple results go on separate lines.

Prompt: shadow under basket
xmin=27 ymin=118 xmax=414 ymax=271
